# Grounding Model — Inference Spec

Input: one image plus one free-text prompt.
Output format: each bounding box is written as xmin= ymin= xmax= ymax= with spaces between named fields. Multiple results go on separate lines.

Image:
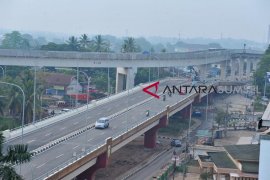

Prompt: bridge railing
xmin=36 ymin=141 xmax=107 ymax=180
xmin=4 ymin=78 xmax=174 ymax=140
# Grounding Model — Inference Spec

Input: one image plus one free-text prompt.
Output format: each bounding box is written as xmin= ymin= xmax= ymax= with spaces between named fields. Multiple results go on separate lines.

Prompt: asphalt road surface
xmin=16 ymin=79 xmax=195 ymax=179
xmin=5 ymin=79 xmax=185 ymax=151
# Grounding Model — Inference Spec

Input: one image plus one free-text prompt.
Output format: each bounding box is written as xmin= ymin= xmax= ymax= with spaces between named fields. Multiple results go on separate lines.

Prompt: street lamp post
xmin=0 ymin=81 xmax=25 ymax=144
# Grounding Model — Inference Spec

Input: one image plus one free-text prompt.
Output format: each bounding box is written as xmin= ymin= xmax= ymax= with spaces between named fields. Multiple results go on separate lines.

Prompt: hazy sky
xmin=0 ymin=0 xmax=270 ymax=42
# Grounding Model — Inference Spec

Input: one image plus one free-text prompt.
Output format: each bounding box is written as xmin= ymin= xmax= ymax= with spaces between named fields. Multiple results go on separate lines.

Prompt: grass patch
xmin=0 ymin=116 xmax=20 ymax=131
xmin=159 ymin=113 xmax=195 ymax=136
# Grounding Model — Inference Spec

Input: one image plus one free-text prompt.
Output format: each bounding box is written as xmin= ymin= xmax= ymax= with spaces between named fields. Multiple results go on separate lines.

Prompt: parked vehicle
xmin=95 ymin=117 xmax=110 ymax=129
xmin=192 ymin=110 xmax=202 ymax=117
xmin=170 ymin=139 xmax=182 ymax=147
xmin=61 ymin=108 xmax=70 ymax=112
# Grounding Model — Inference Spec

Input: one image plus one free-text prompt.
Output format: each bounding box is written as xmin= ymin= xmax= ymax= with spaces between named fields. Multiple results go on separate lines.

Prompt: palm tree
xmin=7 ymin=70 xmax=40 ymax=124
xmin=7 ymin=89 xmax=21 ymax=119
xmin=79 ymin=34 xmax=91 ymax=51
xmin=67 ymin=36 xmax=80 ymax=51
xmin=0 ymin=132 xmax=31 ymax=179
xmin=93 ymin=35 xmax=109 ymax=52
xmin=122 ymin=37 xmax=139 ymax=53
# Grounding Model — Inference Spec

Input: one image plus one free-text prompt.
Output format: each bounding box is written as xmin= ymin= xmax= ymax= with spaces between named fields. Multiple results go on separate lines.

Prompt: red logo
xmin=143 ymin=81 xmax=160 ymax=99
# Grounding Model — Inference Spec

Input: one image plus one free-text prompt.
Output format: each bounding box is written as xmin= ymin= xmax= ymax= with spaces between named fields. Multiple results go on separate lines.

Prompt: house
xmin=41 ymin=72 xmax=74 ymax=96
xmin=194 ymin=144 xmax=259 ymax=179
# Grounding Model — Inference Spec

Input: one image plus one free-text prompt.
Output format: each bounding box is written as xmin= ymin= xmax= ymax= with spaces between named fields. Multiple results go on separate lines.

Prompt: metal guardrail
xmin=36 ymin=141 xmax=106 ymax=180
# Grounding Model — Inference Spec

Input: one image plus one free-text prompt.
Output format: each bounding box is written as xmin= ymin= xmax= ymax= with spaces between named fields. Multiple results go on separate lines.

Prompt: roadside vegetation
xmin=254 ymin=45 xmax=270 ymax=96
xmin=0 ymin=132 xmax=32 ymax=179
xmin=159 ymin=112 xmax=195 ymax=136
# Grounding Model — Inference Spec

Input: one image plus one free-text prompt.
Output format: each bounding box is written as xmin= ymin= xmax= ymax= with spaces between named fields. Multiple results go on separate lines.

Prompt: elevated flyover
xmin=0 ymin=49 xmax=262 ymax=68
xmin=12 ymin=79 xmax=217 ymax=180
xmin=0 ymin=49 xmax=263 ymax=92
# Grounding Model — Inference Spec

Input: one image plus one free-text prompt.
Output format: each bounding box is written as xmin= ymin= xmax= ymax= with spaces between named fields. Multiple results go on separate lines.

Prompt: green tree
xmin=6 ymin=70 xmax=41 ymax=124
xmin=1 ymin=31 xmax=30 ymax=49
xmin=67 ymin=36 xmax=80 ymax=51
xmin=122 ymin=37 xmax=140 ymax=53
xmin=7 ymin=88 xmax=22 ymax=119
xmin=79 ymin=34 xmax=91 ymax=51
xmin=0 ymin=132 xmax=31 ymax=180
xmin=93 ymin=35 xmax=110 ymax=52
xmin=215 ymin=109 xmax=226 ymax=129
xmin=254 ymin=45 xmax=270 ymax=95
xmin=40 ymin=42 xmax=70 ymax=51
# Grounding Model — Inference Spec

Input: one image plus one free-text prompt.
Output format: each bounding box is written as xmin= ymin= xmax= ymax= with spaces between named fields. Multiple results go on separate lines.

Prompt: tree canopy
xmin=254 ymin=45 xmax=270 ymax=96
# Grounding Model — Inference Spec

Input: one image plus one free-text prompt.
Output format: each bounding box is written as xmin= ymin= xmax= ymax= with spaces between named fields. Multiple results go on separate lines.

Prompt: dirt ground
xmin=214 ymin=130 xmax=256 ymax=146
xmin=96 ymin=136 xmax=169 ymax=180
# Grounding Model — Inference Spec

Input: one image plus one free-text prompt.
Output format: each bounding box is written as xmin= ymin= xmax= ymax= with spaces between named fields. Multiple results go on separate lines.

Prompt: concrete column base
xmin=116 ymin=67 xmax=137 ymax=93
xmin=144 ymin=115 xmax=168 ymax=148
xmin=77 ymin=152 xmax=108 ymax=180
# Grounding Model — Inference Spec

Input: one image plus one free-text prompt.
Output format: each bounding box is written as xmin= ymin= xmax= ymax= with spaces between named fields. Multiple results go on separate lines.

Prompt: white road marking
xmin=73 ymin=122 xmax=79 ymax=125
xmin=45 ymin=133 xmax=51 ymax=137
xmin=88 ymin=138 xmax=93 ymax=142
xmin=36 ymin=162 xmax=46 ymax=169
xmin=100 ymin=132 xmax=105 ymax=135
xmin=27 ymin=140 xmax=35 ymax=144
xmin=121 ymin=121 xmax=126 ymax=124
xmin=73 ymin=145 xmax=79 ymax=149
xmin=56 ymin=154 xmax=64 ymax=159
xmin=60 ymin=127 xmax=66 ymax=130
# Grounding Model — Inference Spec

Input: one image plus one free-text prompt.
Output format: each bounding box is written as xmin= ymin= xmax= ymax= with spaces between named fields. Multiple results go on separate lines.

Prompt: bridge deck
xmin=15 ymin=79 xmax=212 ymax=179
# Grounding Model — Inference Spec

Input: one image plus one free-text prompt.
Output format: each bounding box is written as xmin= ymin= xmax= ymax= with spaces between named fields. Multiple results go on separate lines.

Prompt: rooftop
xmin=224 ymin=144 xmax=259 ymax=161
xmin=40 ymin=72 xmax=73 ymax=87
xmin=241 ymin=162 xmax=259 ymax=174
xmin=208 ymin=152 xmax=237 ymax=169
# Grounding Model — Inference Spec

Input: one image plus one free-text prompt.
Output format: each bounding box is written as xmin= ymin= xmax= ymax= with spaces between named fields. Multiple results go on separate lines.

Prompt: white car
xmin=95 ymin=117 xmax=110 ymax=129
xmin=61 ymin=108 xmax=70 ymax=112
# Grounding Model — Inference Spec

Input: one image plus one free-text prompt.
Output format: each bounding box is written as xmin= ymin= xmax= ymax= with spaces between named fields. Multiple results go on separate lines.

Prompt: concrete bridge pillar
xmin=77 ymin=138 xmax=112 ymax=180
xmin=238 ymin=59 xmax=244 ymax=80
xmin=198 ymin=64 xmax=209 ymax=81
xmin=144 ymin=115 xmax=168 ymax=148
xmin=116 ymin=67 xmax=137 ymax=93
xmin=230 ymin=59 xmax=237 ymax=81
xmin=246 ymin=59 xmax=251 ymax=78
xmin=220 ymin=61 xmax=227 ymax=80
